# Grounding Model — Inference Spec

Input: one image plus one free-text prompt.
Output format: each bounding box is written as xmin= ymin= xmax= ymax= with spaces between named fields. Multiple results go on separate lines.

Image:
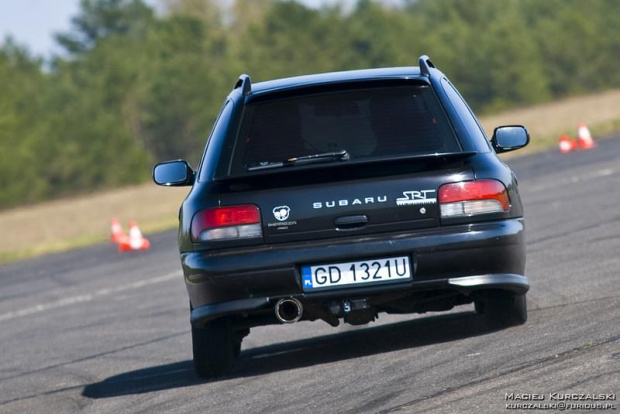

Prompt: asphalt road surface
xmin=1 ymin=138 xmax=619 ymax=414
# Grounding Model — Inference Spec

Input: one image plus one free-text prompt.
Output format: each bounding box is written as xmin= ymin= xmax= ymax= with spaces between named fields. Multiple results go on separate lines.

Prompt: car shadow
xmin=83 ymin=310 xmax=502 ymax=399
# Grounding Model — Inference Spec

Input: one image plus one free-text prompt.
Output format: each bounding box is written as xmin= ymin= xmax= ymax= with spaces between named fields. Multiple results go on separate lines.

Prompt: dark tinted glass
xmin=198 ymin=100 xmax=232 ymax=182
xmin=441 ymin=78 xmax=490 ymax=153
xmin=237 ymin=85 xmax=460 ymax=169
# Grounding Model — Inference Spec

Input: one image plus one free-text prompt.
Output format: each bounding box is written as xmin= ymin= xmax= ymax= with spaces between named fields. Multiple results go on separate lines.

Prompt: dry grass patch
xmin=480 ymin=88 xmax=620 ymax=156
xmin=2 ymin=89 xmax=620 ymax=263
xmin=0 ymin=184 xmax=188 ymax=262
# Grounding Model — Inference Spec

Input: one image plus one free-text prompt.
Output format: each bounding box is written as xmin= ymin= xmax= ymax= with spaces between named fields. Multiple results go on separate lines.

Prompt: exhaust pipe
xmin=275 ymin=297 xmax=303 ymax=323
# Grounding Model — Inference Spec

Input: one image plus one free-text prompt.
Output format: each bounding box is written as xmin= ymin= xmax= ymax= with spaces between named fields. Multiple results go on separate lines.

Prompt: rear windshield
xmin=234 ymin=85 xmax=461 ymax=171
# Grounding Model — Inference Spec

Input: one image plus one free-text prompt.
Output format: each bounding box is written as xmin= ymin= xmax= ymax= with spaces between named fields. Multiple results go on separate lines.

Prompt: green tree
xmin=0 ymin=41 xmax=49 ymax=207
xmin=55 ymin=0 xmax=154 ymax=55
xmin=3 ymin=0 xmax=620 ymax=210
xmin=132 ymin=14 xmax=235 ymax=163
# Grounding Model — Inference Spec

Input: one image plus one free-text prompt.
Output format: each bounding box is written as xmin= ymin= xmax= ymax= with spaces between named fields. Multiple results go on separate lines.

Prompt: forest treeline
xmin=2 ymin=0 xmax=620 ymax=209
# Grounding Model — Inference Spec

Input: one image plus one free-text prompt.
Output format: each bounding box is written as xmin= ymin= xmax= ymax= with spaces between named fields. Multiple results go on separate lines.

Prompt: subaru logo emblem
xmin=273 ymin=206 xmax=290 ymax=221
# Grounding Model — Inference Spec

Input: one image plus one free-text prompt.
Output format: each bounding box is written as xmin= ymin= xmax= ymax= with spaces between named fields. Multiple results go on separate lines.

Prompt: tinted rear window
xmin=235 ymin=85 xmax=460 ymax=171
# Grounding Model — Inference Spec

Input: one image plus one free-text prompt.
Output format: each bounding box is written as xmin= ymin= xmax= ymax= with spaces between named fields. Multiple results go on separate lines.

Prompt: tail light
xmin=191 ymin=205 xmax=262 ymax=242
xmin=438 ymin=180 xmax=510 ymax=218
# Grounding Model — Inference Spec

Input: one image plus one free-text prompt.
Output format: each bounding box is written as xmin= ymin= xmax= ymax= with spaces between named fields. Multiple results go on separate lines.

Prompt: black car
xmin=153 ymin=55 xmax=530 ymax=378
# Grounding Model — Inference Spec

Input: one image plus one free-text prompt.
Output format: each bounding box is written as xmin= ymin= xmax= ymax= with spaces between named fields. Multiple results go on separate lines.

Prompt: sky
xmin=1 ymin=0 xmax=82 ymax=56
xmin=0 ymin=0 xmax=344 ymax=58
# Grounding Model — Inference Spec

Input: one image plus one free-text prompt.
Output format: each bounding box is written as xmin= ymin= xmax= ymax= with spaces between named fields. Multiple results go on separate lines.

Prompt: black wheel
xmin=192 ymin=318 xmax=235 ymax=379
xmin=474 ymin=291 xmax=527 ymax=327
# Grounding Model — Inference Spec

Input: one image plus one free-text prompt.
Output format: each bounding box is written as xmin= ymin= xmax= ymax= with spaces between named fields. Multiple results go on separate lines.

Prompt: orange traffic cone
xmin=128 ymin=221 xmax=150 ymax=251
xmin=559 ymin=135 xmax=575 ymax=154
xmin=577 ymin=123 xmax=595 ymax=149
xmin=111 ymin=219 xmax=127 ymax=244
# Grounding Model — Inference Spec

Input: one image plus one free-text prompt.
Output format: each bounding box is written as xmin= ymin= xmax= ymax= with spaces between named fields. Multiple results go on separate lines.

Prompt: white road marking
xmin=528 ymin=168 xmax=614 ymax=192
xmin=249 ymin=346 xmax=317 ymax=359
xmin=569 ymin=167 xmax=614 ymax=183
xmin=0 ymin=271 xmax=181 ymax=323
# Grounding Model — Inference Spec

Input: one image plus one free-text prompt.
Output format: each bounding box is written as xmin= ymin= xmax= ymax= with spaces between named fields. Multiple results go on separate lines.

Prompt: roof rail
xmin=418 ymin=55 xmax=436 ymax=77
xmin=234 ymin=74 xmax=252 ymax=96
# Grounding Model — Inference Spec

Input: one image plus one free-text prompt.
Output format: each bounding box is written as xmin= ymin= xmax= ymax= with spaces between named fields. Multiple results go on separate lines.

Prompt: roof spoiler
xmin=418 ymin=55 xmax=436 ymax=77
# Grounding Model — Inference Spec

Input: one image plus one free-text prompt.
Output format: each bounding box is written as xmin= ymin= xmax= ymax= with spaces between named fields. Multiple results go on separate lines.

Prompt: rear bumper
xmin=189 ymin=273 xmax=529 ymax=326
xmin=182 ymin=218 xmax=527 ymax=325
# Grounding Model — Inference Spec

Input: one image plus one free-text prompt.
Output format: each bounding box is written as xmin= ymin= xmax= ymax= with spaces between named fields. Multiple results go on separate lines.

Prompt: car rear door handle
xmin=334 ymin=215 xmax=368 ymax=230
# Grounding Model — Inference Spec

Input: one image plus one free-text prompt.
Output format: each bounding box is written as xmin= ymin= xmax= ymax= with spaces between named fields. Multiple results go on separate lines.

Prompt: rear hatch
xmin=220 ymin=158 xmax=474 ymax=243
xmin=219 ymin=81 xmax=473 ymax=243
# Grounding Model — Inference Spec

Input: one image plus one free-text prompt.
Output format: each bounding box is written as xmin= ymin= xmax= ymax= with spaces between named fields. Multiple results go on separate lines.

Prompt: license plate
xmin=301 ymin=256 xmax=412 ymax=291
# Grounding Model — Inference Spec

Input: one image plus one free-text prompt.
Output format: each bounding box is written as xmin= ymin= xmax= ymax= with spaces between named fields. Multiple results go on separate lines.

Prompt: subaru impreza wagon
xmin=153 ymin=55 xmax=530 ymax=378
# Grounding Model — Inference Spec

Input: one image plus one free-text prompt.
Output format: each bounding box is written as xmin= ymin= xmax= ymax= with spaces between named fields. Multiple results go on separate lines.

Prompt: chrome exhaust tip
xmin=275 ymin=297 xmax=303 ymax=323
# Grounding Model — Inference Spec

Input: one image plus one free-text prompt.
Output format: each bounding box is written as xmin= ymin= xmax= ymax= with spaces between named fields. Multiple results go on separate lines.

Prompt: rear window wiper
xmin=247 ymin=150 xmax=349 ymax=171
xmin=289 ymin=149 xmax=350 ymax=164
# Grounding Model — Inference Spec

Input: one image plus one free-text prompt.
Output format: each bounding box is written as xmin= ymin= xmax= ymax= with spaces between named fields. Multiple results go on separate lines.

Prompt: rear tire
xmin=192 ymin=318 xmax=235 ymax=379
xmin=475 ymin=291 xmax=527 ymax=327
